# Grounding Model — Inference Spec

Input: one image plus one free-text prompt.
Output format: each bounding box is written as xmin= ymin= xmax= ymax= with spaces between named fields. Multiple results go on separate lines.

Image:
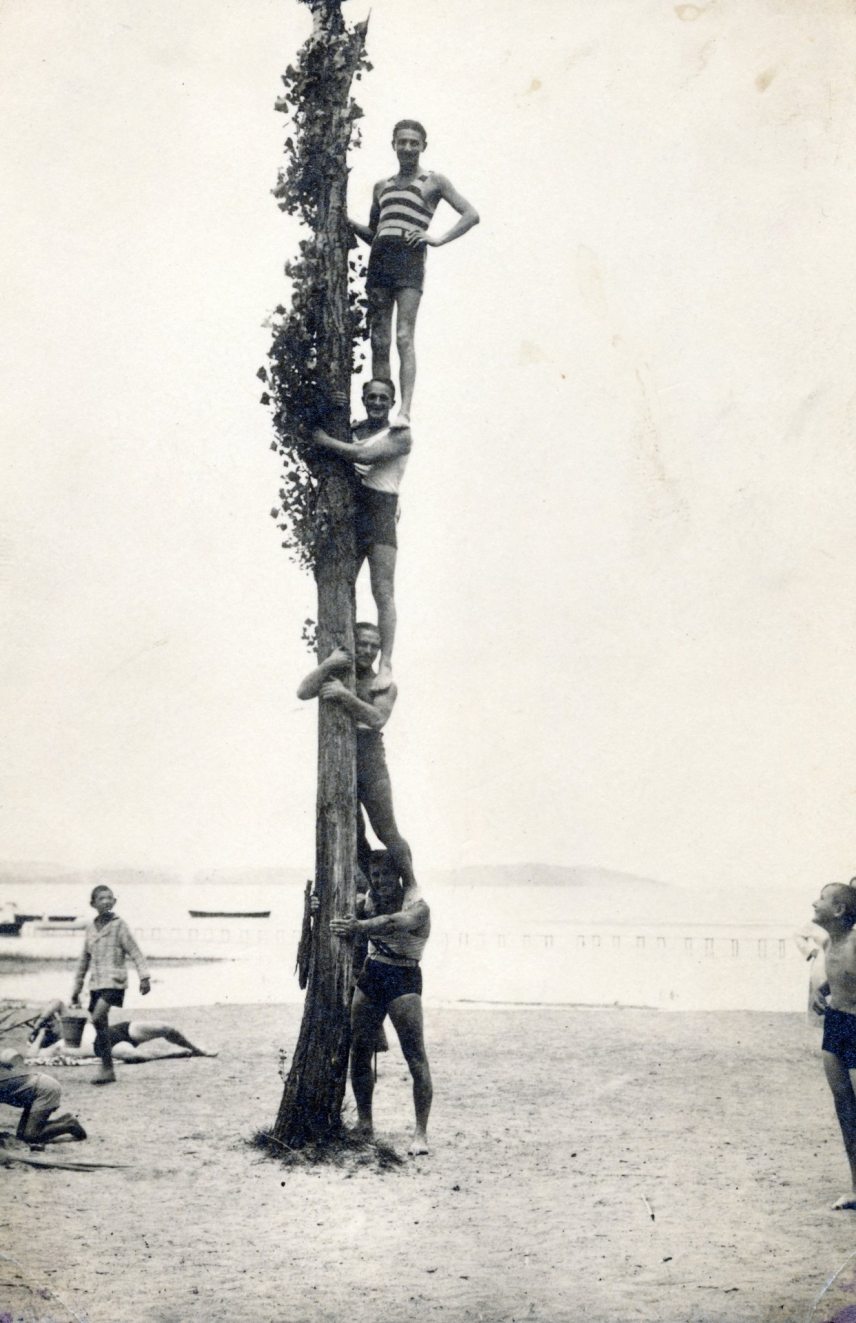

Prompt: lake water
xmin=0 ymin=880 xmax=815 ymax=1012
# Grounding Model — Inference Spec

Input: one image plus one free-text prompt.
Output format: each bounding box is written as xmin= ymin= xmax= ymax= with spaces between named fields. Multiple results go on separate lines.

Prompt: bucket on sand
xmin=60 ymin=1011 xmax=88 ymax=1048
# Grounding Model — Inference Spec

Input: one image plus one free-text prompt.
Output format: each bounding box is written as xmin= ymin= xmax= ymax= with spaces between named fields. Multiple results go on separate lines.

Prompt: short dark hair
xmin=361 ymin=377 xmax=395 ymax=403
xmin=90 ymin=884 xmax=113 ymax=905
xmin=392 ymin=119 xmax=427 ymax=147
xmin=355 ymin=621 xmax=380 ymax=637
xmin=829 ymin=883 xmax=856 ymax=925
xmin=368 ymin=850 xmax=403 ymax=886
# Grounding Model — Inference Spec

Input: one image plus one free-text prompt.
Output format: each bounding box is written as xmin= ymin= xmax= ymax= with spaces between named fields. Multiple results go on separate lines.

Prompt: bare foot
xmin=370 ymin=665 xmax=393 ymax=693
xmin=389 ymin=412 xmax=410 ymax=430
xmin=189 ymin=1048 xmax=218 ymax=1058
xmin=832 ymin=1194 xmax=856 ymax=1210
xmin=407 ymin=1130 xmax=429 ymax=1156
xmin=352 ymin=1121 xmax=374 ymax=1142
xmin=91 ymin=1068 xmax=116 ymax=1085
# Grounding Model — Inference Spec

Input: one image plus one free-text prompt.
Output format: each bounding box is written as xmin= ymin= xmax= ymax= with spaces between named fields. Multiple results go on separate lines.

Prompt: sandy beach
xmin=0 ymin=1001 xmax=851 ymax=1323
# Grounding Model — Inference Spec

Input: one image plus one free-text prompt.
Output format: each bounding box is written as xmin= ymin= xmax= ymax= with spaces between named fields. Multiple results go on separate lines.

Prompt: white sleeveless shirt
xmin=354 ymin=426 xmax=410 ymax=495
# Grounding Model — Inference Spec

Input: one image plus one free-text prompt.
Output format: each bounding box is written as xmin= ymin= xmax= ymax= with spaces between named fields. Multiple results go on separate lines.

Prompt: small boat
xmin=18 ymin=915 xmax=88 ymax=934
xmin=0 ymin=903 xmax=21 ymax=937
xmin=188 ymin=909 xmax=271 ymax=919
xmin=0 ymin=909 xmax=85 ymax=936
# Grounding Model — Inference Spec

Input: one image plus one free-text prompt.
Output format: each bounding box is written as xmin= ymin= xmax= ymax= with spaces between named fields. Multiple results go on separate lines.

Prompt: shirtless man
xmin=297 ymin=621 xmax=415 ymax=890
xmin=810 ymin=882 xmax=856 ymax=1209
xmin=27 ymin=1000 xmax=217 ymax=1063
xmin=330 ymin=849 xmax=432 ymax=1155
xmin=349 ymin=119 xmax=479 ymax=427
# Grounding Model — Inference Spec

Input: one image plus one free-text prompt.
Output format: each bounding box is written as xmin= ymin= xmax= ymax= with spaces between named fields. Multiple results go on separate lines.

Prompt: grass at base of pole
xmin=249 ymin=1127 xmax=403 ymax=1172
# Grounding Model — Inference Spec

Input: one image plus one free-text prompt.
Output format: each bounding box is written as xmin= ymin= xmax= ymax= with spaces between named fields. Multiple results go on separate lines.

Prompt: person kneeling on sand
xmin=330 ymin=849 xmax=432 ymax=1156
xmin=0 ymin=1048 xmax=86 ymax=1146
xmin=28 ymin=1000 xmax=217 ymax=1064
xmin=809 ymin=881 xmax=856 ymax=1210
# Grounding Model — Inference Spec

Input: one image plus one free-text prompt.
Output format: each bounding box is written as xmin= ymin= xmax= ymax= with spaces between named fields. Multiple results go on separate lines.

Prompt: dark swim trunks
xmin=823 ymin=1007 xmax=856 ymax=1067
xmin=366 ymin=235 xmax=425 ymax=293
xmin=89 ymin=987 xmax=125 ymax=1013
xmin=355 ymin=485 xmax=398 ymax=557
xmin=356 ymin=958 xmax=422 ymax=1014
xmin=107 ymin=1020 xmax=134 ymax=1049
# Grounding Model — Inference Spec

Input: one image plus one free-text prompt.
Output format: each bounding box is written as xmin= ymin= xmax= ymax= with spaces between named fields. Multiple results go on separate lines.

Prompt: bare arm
xmin=331 ymin=899 xmax=430 ymax=939
xmin=296 ymin=647 xmax=352 ymax=701
xmin=416 ymin=175 xmax=479 ymax=249
xmin=319 ymin=679 xmax=395 ymax=731
xmin=310 ymin=426 xmax=411 ymax=466
xmin=348 ymin=186 xmax=381 ymax=245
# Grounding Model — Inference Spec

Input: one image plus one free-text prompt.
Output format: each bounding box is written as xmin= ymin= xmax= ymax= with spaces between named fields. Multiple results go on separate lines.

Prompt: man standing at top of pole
xmin=349 ymin=119 xmax=479 ymax=429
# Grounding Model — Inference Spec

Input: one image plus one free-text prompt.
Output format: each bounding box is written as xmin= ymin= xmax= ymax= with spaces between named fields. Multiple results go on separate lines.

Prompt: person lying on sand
xmin=28 ymin=1000 xmax=217 ymax=1064
xmin=809 ymin=882 xmax=856 ymax=1209
xmin=0 ymin=1048 xmax=86 ymax=1146
xmin=330 ymin=849 xmax=431 ymax=1156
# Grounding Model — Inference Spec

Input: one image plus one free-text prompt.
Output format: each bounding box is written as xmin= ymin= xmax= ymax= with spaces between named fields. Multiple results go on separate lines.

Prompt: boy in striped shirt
xmin=349 ymin=119 xmax=479 ymax=428
xmin=70 ymin=885 xmax=151 ymax=1085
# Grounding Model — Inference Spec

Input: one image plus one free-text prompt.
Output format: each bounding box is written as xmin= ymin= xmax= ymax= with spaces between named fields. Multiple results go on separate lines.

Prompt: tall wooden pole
xmin=271 ymin=0 xmax=369 ymax=1148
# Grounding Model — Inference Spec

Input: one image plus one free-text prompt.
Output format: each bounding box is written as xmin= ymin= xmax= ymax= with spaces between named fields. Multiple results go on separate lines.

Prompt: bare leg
xmin=368 ymin=287 xmax=394 ymax=383
xmin=360 ymin=771 xmax=416 ymax=892
xmin=388 ymin=993 xmax=432 ymax=1154
xmin=128 ymin=1022 xmax=217 ymax=1057
xmin=350 ymin=988 xmax=387 ymax=1138
xmin=391 ymin=288 xmax=422 ymax=425
xmin=90 ymin=997 xmax=116 ymax=1083
xmin=367 ymin=543 xmax=397 ymax=691
xmin=36 ymin=1113 xmax=87 ymax=1144
xmin=824 ymin=1053 xmax=856 ymax=1207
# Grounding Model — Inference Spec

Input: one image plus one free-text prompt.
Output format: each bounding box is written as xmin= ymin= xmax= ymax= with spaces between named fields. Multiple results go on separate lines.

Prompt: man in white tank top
xmin=349 ymin=118 xmax=479 ymax=427
xmin=331 ymin=850 xmax=432 ymax=1156
xmin=310 ymin=377 xmax=409 ymax=692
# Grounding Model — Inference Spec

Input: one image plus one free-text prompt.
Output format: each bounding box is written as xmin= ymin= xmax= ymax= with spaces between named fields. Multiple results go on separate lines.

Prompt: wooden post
xmin=271 ymin=0 xmax=369 ymax=1149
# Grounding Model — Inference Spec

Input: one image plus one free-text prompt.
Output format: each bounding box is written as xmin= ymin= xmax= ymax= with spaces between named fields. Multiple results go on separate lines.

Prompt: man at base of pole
xmin=331 ymin=849 xmax=431 ymax=1155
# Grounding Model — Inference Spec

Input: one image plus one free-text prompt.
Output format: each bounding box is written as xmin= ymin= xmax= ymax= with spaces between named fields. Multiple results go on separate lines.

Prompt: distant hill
xmin=0 ymin=861 xmax=672 ymax=891
xmin=191 ymin=867 xmax=308 ymax=888
xmin=0 ymin=862 xmax=181 ymax=888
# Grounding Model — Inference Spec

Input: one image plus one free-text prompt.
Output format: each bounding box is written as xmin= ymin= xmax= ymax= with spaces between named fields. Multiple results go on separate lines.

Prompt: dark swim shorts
xmin=356 ymin=958 xmax=422 ymax=1013
xmin=89 ymin=987 xmax=125 ymax=1013
xmin=366 ymin=236 xmax=426 ymax=293
xmin=107 ymin=1020 xmax=135 ymax=1049
xmin=823 ymin=1007 xmax=856 ymax=1067
xmin=355 ymin=485 xmax=398 ymax=556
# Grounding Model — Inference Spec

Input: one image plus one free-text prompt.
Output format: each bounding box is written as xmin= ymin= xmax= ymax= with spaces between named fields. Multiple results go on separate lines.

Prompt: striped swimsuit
xmin=366 ymin=174 xmax=439 ymax=293
xmin=374 ymin=174 xmax=439 ymax=241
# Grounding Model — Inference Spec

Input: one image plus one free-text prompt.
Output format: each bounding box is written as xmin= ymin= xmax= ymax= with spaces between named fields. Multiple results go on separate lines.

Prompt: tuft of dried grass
xmin=249 ymin=1126 xmax=403 ymax=1172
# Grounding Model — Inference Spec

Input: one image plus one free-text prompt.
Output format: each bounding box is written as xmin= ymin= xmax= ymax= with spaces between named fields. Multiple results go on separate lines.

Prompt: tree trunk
xmin=273 ymin=0 xmax=366 ymax=1149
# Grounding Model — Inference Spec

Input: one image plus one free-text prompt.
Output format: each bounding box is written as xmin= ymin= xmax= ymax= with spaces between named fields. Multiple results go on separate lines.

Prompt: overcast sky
xmin=2 ymin=0 xmax=855 ymax=887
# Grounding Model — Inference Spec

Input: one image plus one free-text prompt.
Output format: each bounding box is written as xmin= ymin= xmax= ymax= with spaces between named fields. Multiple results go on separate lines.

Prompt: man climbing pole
xmin=296 ymin=619 xmax=416 ymax=892
xmin=307 ymin=378 xmax=409 ymax=691
xmin=349 ymin=119 xmax=479 ymax=428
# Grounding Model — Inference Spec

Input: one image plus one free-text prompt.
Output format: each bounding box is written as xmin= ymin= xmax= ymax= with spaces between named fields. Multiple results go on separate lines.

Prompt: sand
xmin=0 ymin=1002 xmax=852 ymax=1323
